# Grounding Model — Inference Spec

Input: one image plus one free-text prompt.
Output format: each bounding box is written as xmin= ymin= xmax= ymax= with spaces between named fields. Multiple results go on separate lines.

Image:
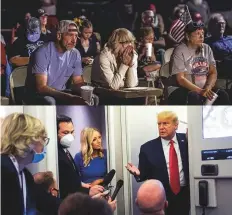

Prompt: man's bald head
xmin=136 ymin=180 xmax=167 ymax=215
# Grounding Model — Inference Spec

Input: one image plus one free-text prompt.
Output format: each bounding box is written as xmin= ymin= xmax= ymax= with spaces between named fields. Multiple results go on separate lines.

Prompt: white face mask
xmin=60 ymin=134 xmax=74 ymax=148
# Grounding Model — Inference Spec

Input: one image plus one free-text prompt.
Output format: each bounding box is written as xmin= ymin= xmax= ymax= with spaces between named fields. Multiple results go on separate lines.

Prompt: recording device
xmin=102 ymin=189 xmax=110 ymax=196
xmin=111 ymin=180 xmax=124 ymax=201
xmin=199 ymin=180 xmax=209 ymax=215
xmin=100 ymin=169 xmax=116 ymax=188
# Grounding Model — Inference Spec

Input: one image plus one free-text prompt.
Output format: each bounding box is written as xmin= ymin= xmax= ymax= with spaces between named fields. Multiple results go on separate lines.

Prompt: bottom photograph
xmin=1 ymin=106 xmax=232 ymax=215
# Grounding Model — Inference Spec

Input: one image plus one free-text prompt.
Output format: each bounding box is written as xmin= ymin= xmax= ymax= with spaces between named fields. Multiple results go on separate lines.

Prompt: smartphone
xmin=102 ymin=189 xmax=110 ymax=196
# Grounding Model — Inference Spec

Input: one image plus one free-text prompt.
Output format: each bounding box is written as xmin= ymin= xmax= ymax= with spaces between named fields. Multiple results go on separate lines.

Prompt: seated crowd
xmin=1 ymin=1 xmax=232 ymax=105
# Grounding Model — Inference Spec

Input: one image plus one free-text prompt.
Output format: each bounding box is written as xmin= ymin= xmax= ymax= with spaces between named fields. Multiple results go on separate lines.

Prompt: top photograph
xmin=1 ymin=0 xmax=232 ymax=105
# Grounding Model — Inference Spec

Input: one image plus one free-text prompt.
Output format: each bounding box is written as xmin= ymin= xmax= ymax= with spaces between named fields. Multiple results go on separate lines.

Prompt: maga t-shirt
xmin=171 ymin=42 xmax=216 ymax=88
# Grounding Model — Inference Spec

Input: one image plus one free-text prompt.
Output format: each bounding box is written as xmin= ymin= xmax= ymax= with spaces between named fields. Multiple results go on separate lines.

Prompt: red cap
xmin=149 ymin=4 xmax=156 ymax=12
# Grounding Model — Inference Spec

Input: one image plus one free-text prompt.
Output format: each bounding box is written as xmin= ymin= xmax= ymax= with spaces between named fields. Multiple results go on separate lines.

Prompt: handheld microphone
xmin=111 ymin=179 xmax=124 ymax=201
xmin=101 ymin=169 xmax=116 ymax=187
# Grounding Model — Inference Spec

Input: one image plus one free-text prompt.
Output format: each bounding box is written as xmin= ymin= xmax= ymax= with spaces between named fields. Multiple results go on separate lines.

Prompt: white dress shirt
xmin=161 ymin=134 xmax=186 ymax=186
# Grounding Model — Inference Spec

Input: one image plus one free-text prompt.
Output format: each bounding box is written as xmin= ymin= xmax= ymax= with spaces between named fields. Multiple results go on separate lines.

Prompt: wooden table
xmin=94 ymin=87 xmax=163 ymax=105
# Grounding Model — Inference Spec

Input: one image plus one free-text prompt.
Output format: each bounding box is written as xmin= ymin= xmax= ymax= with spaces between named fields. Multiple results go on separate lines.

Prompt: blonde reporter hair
xmin=1 ymin=113 xmax=47 ymax=158
xmin=157 ymin=111 xmax=179 ymax=124
xmin=80 ymin=127 xmax=104 ymax=167
xmin=106 ymin=28 xmax=135 ymax=53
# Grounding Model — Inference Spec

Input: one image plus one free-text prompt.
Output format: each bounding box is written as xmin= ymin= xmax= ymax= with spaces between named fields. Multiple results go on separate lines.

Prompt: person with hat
xmin=169 ymin=21 xmax=230 ymax=105
xmin=24 ymin=20 xmax=87 ymax=105
xmin=140 ymin=9 xmax=165 ymax=64
xmin=36 ymin=9 xmax=53 ymax=42
xmin=9 ymin=17 xmax=47 ymax=68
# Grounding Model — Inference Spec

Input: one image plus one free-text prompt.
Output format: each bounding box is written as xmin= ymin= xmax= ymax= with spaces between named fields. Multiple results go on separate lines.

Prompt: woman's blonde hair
xmin=157 ymin=111 xmax=179 ymax=124
xmin=1 ymin=113 xmax=47 ymax=157
xmin=106 ymin=28 xmax=135 ymax=52
xmin=80 ymin=127 xmax=104 ymax=167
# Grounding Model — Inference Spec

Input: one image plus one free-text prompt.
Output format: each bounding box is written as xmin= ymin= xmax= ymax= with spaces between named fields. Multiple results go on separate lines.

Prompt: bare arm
xmin=176 ymin=72 xmax=202 ymax=93
xmin=10 ymin=56 xmax=30 ymax=67
xmin=35 ymin=74 xmax=86 ymax=104
xmin=70 ymin=75 xmax=85 ymax=95
xmin=204 ymin=64 xmax=217 ymax=89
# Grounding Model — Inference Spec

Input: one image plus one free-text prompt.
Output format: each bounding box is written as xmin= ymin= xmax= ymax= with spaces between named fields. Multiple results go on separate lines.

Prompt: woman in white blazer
xmin=91 ymin=28 xmax=138 ymax=91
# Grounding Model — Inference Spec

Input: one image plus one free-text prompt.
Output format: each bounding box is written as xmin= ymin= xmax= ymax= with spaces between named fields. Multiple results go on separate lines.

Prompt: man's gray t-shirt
xmin=26 ymin=42 xmax=82 ymax=93
xmin=170 ymin=42 xmax=216 ymax=88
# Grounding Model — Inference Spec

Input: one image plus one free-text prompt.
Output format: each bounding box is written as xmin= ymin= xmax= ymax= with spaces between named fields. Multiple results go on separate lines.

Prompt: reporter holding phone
xmin=126 ymin=111 xmax=190 ymax=215
xmin=74 ymin=127 xmax=107 ymax=188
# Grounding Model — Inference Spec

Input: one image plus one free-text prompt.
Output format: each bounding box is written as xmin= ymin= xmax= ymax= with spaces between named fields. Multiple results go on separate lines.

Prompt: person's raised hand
xmin=125 ymin=162 xmax=140 ymax=176
xmin=201 ymin=88 xmax=215 ymax=100
xmin=122 ymin=46 xmax=134 ymax=66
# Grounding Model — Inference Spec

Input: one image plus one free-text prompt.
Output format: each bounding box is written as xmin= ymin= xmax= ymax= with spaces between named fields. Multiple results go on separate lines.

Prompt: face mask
xmin=60 ymin=134 xmax=74 ymax=148
xmin=26 ymin=32 xmax=40 ymax=42
xmin=31 ymin=147 xmax=46 ymax=163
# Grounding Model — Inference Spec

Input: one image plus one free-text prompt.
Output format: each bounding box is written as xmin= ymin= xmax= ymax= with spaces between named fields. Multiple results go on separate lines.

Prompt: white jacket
xmin=91 ymin=46 xmax=138 ymax=90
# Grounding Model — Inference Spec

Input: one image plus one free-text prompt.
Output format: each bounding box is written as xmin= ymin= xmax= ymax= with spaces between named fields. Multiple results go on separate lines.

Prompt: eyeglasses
xmin=119 ymin=40 xmax=133 ymax=44
xmin=42 ymin=137 xmax=50 ymax=146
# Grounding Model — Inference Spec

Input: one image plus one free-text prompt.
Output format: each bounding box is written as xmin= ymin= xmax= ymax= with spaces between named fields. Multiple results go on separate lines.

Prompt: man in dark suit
xmin=57 ymin=115 xmax=104 ymax=199
xmin=126 ymin=111 xmax=190 ymax=215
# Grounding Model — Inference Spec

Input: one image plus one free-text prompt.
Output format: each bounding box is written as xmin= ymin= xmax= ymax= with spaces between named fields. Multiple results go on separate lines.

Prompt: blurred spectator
xmin=205 ymin=13 xmax=232 ymax=80
xmin=148 ymin=4 xmax=165 ymax=38
xmin=165 ymin=6 xmax=186 ymax=48
xmin=24 ymin=20 xmax=86 ymax=105
xmin=186 ymin=0 xmax=210 ymax=24
xmin=137 ymin=27 xmax=161 ymax=77
xmin=140 ymin=10 xmax=165 ymax=63
xmin=117 ymin=0 xmax=138 ymax=32
xmin=11 ymin=12 xmax=31 ymax=44
xmin=36 ymin=9 xmax=53 ymax=42
xmin=74 ymin=128 xmax=107 ymax=188
xmin=192 ymin=12 xmax=203 ymax=23
xmin=41 ymin=0 xmax=56 ymax=16
xmin=76 ymin=19 xmax=101 ymax=67
xmin=136 ymin=180 xmax=168 ymax=215
xmin=91 ymin=28 xmax=138 ymax=90
xmin=8 ymin=17 xmax=46 ymax=68
xmin=34 ymin=171 xmax=59 ymax=197
xmin=1 ymin=39 xmax=7 ymax=96
xmin=58 ymin=192 xmax=115 ymax=215
xmin=169 ymin=21 xmax=230 ymax=105
xmin=205 ymin=13 xmax=232 ymax=62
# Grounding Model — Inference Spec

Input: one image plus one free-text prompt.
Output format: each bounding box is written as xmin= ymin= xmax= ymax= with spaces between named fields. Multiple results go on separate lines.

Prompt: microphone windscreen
xmin=111 ymin=180 xmax=124 ymax=201
xmin=102 ymin=169 xmax=116 ymax=187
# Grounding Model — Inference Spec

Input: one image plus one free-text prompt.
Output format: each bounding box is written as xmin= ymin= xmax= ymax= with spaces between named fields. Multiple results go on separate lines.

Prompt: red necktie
xmin=169 ymin=140 xmax=180 ymax=195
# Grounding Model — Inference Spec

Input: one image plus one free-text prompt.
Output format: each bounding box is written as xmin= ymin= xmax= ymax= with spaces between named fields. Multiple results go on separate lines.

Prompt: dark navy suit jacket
xmin=1 ymin=154 xmax=61 ymax=215
xmin=58 ymin=144 xmax=89 ymax=199
xmin=138 ymin=133 xmax=189 ymax=199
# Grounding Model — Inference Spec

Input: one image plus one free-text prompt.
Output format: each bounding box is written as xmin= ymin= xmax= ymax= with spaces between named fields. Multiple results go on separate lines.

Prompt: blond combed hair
xmin=1 ymin=113 xmax=47 ymax=157
xmin=106 ymin=28 xmax=136 ymax=52
xmin=157 ymin=111 xmax=179 ymax=124
xmin=80 ymin=127 xmax=104 ymax=167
